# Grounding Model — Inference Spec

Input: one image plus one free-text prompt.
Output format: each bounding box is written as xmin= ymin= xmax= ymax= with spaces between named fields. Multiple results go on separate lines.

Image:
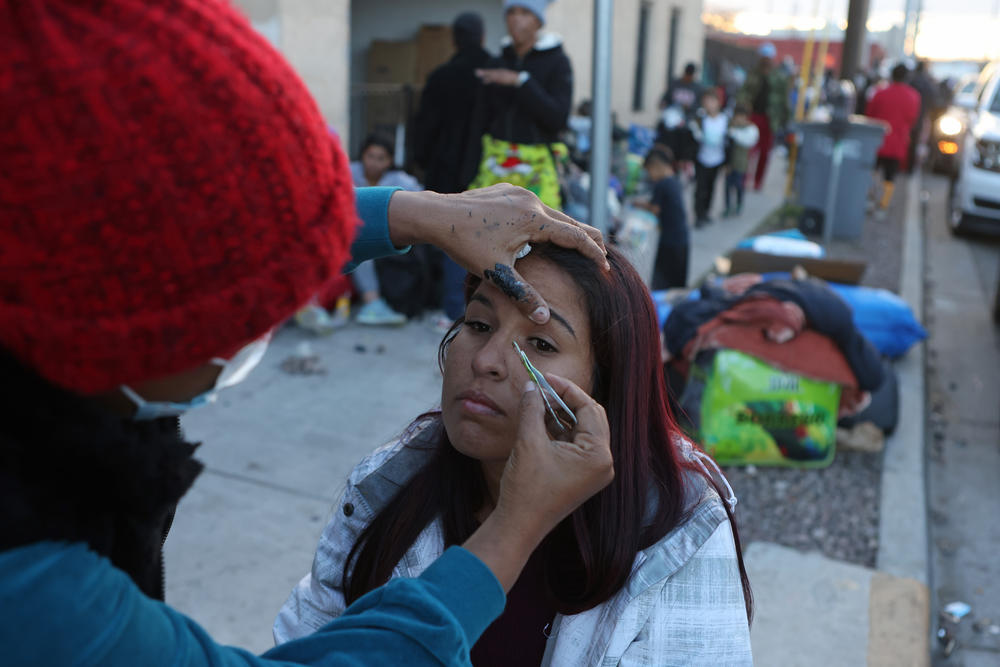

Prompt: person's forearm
xmin=461 ymin=510 xmax=545 ymax=593
xmin=385 ymin=190 xmax=447 ymax=248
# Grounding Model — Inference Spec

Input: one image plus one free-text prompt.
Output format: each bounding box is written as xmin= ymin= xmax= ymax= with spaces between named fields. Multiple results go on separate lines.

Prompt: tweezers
xmin=512 ymin=340 xmax=578 ymax=431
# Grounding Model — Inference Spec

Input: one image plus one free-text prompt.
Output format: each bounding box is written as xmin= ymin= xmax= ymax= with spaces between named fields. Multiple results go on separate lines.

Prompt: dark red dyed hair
xmin=344 ymin=244 xmax=752 ymax=619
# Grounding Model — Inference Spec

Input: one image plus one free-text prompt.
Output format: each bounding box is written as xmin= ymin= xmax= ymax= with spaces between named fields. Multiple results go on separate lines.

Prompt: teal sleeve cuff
xmin=347 ymin=186 xmax=411 ymax=272
xmin=416 ymin=546 xmax=506 ymax=645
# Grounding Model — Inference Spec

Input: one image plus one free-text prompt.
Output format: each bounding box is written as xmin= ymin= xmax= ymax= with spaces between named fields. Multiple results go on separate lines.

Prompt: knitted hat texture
xmin=0 ymin=0 xmax=358 ymax=394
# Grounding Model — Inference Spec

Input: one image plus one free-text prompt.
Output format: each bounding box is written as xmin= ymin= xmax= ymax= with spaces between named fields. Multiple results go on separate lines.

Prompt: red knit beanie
xmin=0 ymin=0 xmax=358 ymax=394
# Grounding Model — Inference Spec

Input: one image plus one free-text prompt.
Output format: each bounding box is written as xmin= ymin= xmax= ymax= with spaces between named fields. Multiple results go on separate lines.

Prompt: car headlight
xmin=972 ymin=138 xmax=1000 ymax=172
xmin=938 ymin=115 xmax=963 ymax=136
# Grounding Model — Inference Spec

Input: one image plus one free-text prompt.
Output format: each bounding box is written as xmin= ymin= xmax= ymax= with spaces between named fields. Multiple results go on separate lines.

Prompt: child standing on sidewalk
xmin=690 ymin=90 xmax=728 ymax=226
xmin=724 ymin=105 xmax=760 ymax=217
xmin=641 ymin=147 xmax=690 ymax=290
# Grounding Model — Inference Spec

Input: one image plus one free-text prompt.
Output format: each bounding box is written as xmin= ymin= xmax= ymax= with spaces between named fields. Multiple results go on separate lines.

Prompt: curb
xmin=872 ymin=170 xmax=931 ymax=657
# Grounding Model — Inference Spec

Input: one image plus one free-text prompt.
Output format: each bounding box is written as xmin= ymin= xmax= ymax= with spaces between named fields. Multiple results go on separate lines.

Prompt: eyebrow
xmin=470 ymin=293 xmax=577 ymax=339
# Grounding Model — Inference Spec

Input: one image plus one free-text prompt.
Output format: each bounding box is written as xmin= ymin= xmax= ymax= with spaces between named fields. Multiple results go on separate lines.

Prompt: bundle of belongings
xmin=663 ymin=273 xmax=891 ymax=468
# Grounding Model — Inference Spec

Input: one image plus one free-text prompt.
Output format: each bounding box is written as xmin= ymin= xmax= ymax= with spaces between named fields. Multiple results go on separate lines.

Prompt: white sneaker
xmin=294 ymin=305 xmax=346 ymax=335
xmin=356 ymin=298 xmax=407 ymax=326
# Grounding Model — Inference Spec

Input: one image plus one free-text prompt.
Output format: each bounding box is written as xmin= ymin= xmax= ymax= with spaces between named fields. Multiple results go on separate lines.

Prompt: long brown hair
xmin=344 ymin=244 xmax=752 ymax=619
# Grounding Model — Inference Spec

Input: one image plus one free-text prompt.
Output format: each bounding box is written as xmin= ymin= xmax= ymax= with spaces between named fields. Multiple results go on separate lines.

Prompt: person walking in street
xmin=724 ymin=104 xmax=760 ymax=218
xmin=0 ymin=1 xmax=614 ymax=664
xmin=469 ymin=0 xmax=573 ymax=210
xmin=739 ymin=42 xmax=790 ymax=191
xmin=274 ymin=243 xmax=753 ymax=665
xmin=642 ymin=147 xmax=690 ymax=289
xmin=413 ymin=12 xmax=493 ymax=330
xmin=907 ymin=60 xmax=939 ymax=170
xmin=865 ymin=63 xmax=920 ymax=213
xmin=691 ymin=90 xmax=729 ymax=226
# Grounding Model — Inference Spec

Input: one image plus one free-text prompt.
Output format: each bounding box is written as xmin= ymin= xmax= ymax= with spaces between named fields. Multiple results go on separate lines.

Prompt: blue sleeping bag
xmin=826 ymin=283 xmax=927 ymax=358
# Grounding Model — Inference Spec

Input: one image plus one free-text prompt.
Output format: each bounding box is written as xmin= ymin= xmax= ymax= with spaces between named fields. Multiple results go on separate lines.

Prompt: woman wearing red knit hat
xmin=0 ymin=1 xmax=612 ymax=665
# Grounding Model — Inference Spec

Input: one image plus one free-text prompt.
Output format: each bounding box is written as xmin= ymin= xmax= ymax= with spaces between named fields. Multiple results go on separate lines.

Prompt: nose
xmin=470 ymin=334 xmax=512 ymax=380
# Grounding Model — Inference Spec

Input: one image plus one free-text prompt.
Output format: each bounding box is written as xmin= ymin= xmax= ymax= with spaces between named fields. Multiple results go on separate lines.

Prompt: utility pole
xmin=911 ymin=0 xmax=924 ymax=57
xmin=588 ymin=0 xmax=613 ymax=235
xmin=840 ymin=0 xmax=870 ymax=80
xmin=900 ymin=0 xmax=913 ymax=59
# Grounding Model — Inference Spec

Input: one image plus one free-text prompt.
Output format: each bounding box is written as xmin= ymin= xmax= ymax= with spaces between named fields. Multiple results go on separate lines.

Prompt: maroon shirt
xmin=471 ymin=548 xmax=558 ymax=666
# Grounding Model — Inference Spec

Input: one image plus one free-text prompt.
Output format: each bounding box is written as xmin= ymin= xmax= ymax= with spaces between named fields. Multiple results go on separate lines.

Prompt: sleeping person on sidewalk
xmin=274 ymin=243 xmax=754 ymax=665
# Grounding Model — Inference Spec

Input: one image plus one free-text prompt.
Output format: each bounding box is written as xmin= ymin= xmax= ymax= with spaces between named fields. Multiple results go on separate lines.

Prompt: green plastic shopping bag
xmin=688 ymin=349 xmax=841 ymax=468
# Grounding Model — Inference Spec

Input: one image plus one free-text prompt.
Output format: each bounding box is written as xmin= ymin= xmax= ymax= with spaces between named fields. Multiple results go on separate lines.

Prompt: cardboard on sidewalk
xmin=727 ymin=249 xmax=867 ymax=285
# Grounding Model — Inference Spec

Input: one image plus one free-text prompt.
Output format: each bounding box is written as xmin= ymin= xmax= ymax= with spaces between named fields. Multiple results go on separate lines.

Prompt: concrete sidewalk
xmin=744 ymin=171 xmax=930 ymax=666
xmin=165 ymin=159 xmax=930 ymax=663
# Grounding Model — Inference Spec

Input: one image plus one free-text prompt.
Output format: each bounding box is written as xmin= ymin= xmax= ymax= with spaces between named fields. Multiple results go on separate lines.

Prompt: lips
xmin=456 ymin=389 xmax=506 ymax=416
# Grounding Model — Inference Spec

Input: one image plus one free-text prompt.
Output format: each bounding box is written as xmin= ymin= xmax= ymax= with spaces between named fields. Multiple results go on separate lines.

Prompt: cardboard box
xmin=727 ymin=249 xmax=867 ymax=285
xmin=367 ymin=39 xmax=418 ymax=84
xmin=415 ymin=25 xmax=454 ymax=87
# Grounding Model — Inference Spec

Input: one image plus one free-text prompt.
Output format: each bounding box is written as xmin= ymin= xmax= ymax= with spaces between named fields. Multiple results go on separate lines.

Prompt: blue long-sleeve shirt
xmin=0 ymin=543 xmax=503 ymax=666
xmin=0 ymin=186 xmax=506 ymax=666
xmin=345 ymin=186 xmax=409 ymax=272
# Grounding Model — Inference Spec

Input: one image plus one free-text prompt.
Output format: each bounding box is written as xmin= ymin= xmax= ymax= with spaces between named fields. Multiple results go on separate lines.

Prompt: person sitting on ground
xmin=640 ymin=146 xmax=690 ymax=290
xmin=349 ymin=133 xmax=421 ymax=325
xmin=724 ymin=104 xmax=760 ymax=218
xmin=690 ymin=89 xmax=729 ymax=226
xmin=274 ymin=243 xmax=753 ymax=665
xmin=295 ymin=133 xmax=420 ymax=331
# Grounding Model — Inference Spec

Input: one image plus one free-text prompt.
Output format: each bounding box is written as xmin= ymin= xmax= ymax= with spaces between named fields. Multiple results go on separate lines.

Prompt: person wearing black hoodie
xmin=413 ymin=12 xmax=492 ymax=194
xmin=469 ymin=0 xmax=572 ymax=209
xmin=414 ymin=13 xmax=494 ymax=325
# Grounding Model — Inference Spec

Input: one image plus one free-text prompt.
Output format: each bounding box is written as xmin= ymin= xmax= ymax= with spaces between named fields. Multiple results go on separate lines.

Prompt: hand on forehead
xmin=474 ymin=255 xmax=587 ymax=340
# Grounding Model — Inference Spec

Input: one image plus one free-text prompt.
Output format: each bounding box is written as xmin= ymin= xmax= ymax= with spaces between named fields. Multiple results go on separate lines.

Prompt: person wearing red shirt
xmin=866 ymin=64 xmax=921 ymax=211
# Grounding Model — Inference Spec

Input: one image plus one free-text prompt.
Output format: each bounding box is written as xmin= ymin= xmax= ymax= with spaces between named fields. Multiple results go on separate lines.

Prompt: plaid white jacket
xmin=274 ymin=425 xmax=752 ymax=666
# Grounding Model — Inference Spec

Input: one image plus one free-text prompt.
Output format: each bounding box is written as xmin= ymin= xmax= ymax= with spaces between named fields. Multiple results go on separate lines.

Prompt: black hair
xmin=684 ymin=62 xmax=697 ymax=76
xmin=733 ymin=103 xmax=749 ymax=117
xmin=452 ymin=12 xmax=484 ymax=51
xmin=891 ymin=64 xmax=908 ymax=83
xmin=359 ymin=133 xmax=395 ymax=162
xmin=644 ymin=146 xmax=676 ymax=170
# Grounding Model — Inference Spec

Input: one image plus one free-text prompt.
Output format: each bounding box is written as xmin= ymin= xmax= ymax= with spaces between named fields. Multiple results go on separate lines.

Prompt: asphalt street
xmin=922 ymin=171 xmax=1000 ymax=666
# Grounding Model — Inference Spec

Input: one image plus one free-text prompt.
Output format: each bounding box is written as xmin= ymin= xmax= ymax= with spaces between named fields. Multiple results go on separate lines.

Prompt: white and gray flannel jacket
xmin=274 ymin=424 xmax=753 ymax=666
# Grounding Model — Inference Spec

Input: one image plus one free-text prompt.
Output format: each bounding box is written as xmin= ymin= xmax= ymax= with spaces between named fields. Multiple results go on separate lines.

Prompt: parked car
xmin=930 ymin=74 xmax=979 ymax=174
xmin=946 ymin=61 xmax=1000 ymax=235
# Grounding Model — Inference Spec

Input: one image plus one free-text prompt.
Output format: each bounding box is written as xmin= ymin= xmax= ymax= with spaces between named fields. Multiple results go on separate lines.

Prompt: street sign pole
xmin=841 ymin=0 xmax=870 ymax=80
xmin=588 ymin=0 xmax=613 ymax=234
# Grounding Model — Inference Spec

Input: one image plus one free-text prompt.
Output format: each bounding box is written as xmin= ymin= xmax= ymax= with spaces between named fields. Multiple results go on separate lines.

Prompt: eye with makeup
xmin=465 ymin=319 xmax=492 ymax=334
xmin=463 ymin=317 xmax=558 ymax=355
xmin=529 ymin=337 xmax=558 ymax=354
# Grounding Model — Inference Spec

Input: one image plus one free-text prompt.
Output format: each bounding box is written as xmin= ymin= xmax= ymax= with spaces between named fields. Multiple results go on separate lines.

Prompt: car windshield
xmin=991 ymin=87 xmax=1000 ymax=113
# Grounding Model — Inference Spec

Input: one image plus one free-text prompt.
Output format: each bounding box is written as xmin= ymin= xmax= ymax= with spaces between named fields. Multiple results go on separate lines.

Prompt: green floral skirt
xmin=469 ymin=134 xmax=567 ymax=209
